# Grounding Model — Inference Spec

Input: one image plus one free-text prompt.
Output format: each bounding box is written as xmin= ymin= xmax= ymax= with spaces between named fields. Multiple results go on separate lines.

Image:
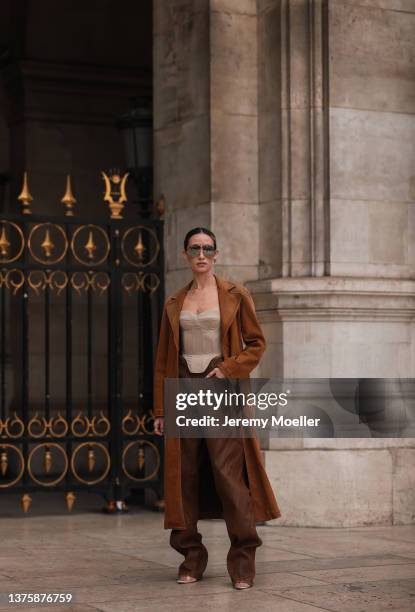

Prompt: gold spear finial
xmin=87 ymin=447 xmax=96 ymax=472
xmin=66 ymin=491 xmax=76 ymax=512
xmin=21 ymin=493 xmax=32 ymax=513
xmin=0 ymin=450 xmax=8 ymax=476
xmin=41 ymin=229 xmax=54 ymax=258
xmin=44 ymin=448 xmax=52 ymax=473
xmin=0 ymin=225 xmax=11 ymax=257
xmin=134 ymin=231 xmax=146 ymax=261
xmin=61 ymin=175 xmax=77 ymax=216
xmin=18 ymin=172 xmax=33 ymax=215
xmin=85 ymin=231 xmax=97 ymax=260
xmin=137 ymin=446 xmax=145 ymax=471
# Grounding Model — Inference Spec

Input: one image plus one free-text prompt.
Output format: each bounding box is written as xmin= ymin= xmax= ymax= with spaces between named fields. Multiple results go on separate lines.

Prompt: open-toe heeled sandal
xmin=177 ymin=575 xmax=200 ymax=584
xmin=233 ymin=580 xmax=253 ymax=590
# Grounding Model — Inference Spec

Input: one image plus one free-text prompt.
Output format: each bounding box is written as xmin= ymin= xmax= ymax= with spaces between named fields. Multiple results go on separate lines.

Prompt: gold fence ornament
xmin=0 ymin=412 xmax=25 ymax=438
xmin=21 ymin=493 xmax=32 ymax=513
xmin=102 ymin=171 xmax=129 ymax=219
xmin=27 ymin=443 xmax=68 ymax=486
xmin=71 ymin=442 xmax=110 ymax=485
xmin=0 ymin=223 xmax=24 ymax=264
xmin=44 ymin=448 xmax=53 ymax=473
xmin=85 ymin=231 xmax=97 ymax=260
xmin=0 ymin=450 xmax=7 ymax=476
xmin=41 ymin=229 xmax=54 ymax=258
xmin=0 ymin=445 xmax=24 ymax=487
xmin=61 ymin=175 xmax=77 ymax=217
xmin=88 ymin=447 xmax=96 ymax=473
xmin=0 ymin=225 xmax=10 ymax=257
xmin=137 ymin=446 xmax=145 ymax=471
xmin=66 ymin=491 xmax=76 ymax=512
xmin=18 ymin=172 xmax=33 ymax=215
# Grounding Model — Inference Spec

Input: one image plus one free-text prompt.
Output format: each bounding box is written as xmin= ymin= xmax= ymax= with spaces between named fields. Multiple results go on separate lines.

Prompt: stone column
xmin=154 ymin=0 xmax=259 ymax=296
xmin=254 ymin=0 xmax=415 ymax=381
xmin=251 ymin=0 xmax=415 ymax=526
xmin=258 ymin=0 xmax=329 ymax=280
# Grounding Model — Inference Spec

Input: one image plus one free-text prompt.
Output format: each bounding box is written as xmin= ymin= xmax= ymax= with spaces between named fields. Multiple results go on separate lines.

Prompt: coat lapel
xmin=165 ymin=274 xmax=242 ymax=352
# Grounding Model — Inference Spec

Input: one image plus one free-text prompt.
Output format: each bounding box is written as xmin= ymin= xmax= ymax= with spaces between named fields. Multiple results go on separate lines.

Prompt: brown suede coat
xmin=153 ymin=274 xmax=282 ymax=529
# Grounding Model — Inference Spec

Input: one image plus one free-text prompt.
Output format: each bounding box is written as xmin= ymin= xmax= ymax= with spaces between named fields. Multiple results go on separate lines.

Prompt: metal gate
xmin=0 ymin=173 xmax=165 ymax=512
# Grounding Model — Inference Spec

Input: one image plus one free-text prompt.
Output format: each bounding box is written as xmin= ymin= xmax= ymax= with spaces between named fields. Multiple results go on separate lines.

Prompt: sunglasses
xmin=186 ymin=244 xmax=216 ymax=258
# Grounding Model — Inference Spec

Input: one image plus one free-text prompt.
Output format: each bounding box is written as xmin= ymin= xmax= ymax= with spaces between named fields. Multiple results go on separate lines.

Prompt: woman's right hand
xmin=154 ymin=417 xmax=164 ymax=436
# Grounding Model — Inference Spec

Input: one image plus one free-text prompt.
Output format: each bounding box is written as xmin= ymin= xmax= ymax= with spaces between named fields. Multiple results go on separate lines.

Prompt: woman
xmin=153 ymin=227 xmax=281 ymax=590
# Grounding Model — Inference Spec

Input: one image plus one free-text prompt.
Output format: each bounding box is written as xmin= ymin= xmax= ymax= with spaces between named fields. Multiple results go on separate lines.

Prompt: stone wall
xmin=329 ymin=0 xmax=415 ymax=279
xmin=154 ymin=0 xmax=415 ymax=525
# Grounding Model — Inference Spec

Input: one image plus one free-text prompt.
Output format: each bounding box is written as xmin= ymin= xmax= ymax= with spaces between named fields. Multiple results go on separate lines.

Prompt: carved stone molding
xmin=248 ymin=276 xmax=415 ymax=322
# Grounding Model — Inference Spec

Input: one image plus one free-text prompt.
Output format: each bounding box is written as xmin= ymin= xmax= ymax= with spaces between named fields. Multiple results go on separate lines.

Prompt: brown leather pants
xmin=170 ymin=355 xmax=262 ymax=585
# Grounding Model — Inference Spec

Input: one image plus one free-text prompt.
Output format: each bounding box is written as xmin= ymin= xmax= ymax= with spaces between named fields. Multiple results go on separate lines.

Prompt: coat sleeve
xmin=153 ymin=304 xmax=171 ymax=418
xmin=217 ymin=288 xmax=266 ymax=379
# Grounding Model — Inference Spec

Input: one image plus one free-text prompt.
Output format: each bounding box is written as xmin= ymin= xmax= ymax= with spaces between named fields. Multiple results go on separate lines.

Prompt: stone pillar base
xmin=247 ymin=276 xmax=415 ymax=379
xmin=247 ymin=277 xmax=415 ymax=526
xmin=265 ymin=439 xmax=415 ymax=527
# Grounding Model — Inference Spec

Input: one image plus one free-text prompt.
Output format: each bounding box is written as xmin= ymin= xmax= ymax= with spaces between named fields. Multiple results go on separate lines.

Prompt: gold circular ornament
xmin=0 ymin=444 xmax=24 ymax=487
xmin=28 ymin=223 xmax=68 ymax=265
xmin=70 ymin=442 xmax=111 ymax=485
xmin=122 ymin=440 xmax=160 ymax=482
xmin=49 ymin=414 xmax=69 ymax=438
xmin=0 ymin=269 xmax=25 ymax=295
xmin=27 ymin=443 xmax=68 ymax=486
xmin=91 ymin=271 xmax=110 ymax=294
xmin=70 ymin=225 xmax=110 ymax=266
xmin=28 ymin=270 xmax=69 ymax=296
xmin=121 ymin=226 xmax=160 ymax=268
xmin=91 ymin=411 xmax=111 ymax=437
xmin=121 ymin=271 xmax=160 ymax=294
xmin=27 ymin=413 xmax=48 ymax=438
xmin=0 ymin=221 xmax=25 ymax=264
xmin=1 ymin=412 xmax=25 ymax=439
xmin=70 ymin=412 xmax=90 ymax=437
xmin=122 ymin=410 xmax=140 ymax=436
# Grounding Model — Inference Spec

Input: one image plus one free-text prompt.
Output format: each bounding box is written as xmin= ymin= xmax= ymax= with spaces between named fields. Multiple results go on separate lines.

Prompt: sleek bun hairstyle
xmin=184 ymin=227 xmax=217 ymax=250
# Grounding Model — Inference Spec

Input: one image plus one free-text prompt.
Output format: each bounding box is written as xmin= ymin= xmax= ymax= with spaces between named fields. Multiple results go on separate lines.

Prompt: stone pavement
xmin=0 ymin=493 xmax=414 ymax=611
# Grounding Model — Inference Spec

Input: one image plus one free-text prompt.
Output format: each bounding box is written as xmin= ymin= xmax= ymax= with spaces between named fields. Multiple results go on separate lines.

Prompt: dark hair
xmin=184 ymin=227 xmax=217 ymax=250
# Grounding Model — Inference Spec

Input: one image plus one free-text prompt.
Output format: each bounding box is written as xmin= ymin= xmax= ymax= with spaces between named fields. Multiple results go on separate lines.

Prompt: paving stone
xmin=0 ymin=498 xmax=414 ymax=611
xmin=262 ymin=578 xmax=415 ymax=611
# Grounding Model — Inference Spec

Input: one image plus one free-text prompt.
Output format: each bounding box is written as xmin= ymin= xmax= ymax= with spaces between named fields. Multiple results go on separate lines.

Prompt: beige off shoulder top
xmin=179 ymin=308 xmax=222 ymax=373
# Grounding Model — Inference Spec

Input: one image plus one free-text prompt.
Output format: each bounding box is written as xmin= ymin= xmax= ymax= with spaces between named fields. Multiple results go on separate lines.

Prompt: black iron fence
xmin=0 ymin=178 xmax=164 ymax=513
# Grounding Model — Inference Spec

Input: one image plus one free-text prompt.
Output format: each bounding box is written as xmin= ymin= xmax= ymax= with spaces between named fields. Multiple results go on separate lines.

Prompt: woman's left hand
xmin=205 ymin=367 xmax=226 ymax=379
